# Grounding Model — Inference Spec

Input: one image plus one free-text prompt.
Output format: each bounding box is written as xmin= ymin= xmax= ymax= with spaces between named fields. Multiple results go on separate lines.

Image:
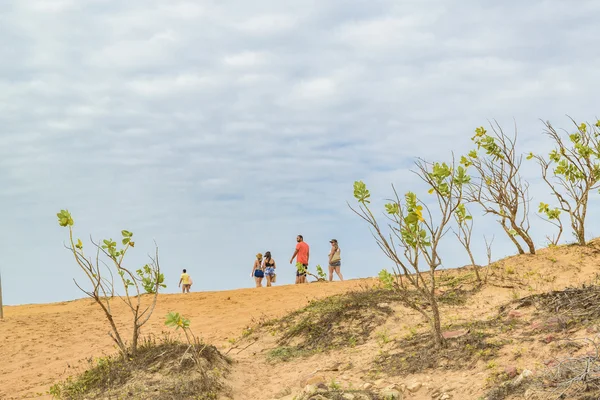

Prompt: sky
xmin=2 ymin=0 xmax=600 ymax=305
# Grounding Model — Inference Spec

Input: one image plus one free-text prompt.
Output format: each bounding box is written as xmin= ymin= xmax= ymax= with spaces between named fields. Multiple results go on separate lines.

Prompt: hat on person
xmin=256 ymin=253 xmax=263 ymax=259
xmin=329 ymin=239 xmax=338 ymax=243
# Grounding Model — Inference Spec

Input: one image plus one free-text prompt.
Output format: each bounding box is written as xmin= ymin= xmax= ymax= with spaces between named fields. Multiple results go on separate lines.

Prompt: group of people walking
xmin=177 ymin=235 xmax=344 ymax=293
xmin=251 ymin=235 xmax=343 ymax=288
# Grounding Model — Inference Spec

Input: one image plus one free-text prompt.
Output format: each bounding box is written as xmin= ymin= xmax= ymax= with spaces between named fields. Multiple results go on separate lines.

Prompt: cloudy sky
xmin=2 ymin=0 xmax=600 ymax=305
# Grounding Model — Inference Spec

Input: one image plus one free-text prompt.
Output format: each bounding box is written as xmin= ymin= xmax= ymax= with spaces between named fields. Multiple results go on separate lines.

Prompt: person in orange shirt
xmin=289 ymin=234 xmax=310 ymax=284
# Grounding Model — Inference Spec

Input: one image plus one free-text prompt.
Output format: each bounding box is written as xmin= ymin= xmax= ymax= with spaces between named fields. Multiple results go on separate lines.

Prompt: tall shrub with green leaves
xmin=350 ymin=158 xmax=470 ymax=348
xmin=56 ymin=210 xmax=165 ymax=356
xmin=463 ymin=123 xmax=535 ymax=254
xmin=529 ymin=119 xmax=600 ymax=245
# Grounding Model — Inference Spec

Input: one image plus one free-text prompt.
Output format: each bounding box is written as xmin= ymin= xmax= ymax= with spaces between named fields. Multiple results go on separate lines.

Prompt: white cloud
xmin=127 ymin=73 xmax=220 ymax=96
xmin=223 ymin=51 xmax=270 ymax=68
xmin=291 ymin=78 xmax=337 ymax=100
xmin=2 ymin=0 xmax=600 ymax=305
xmin=236 ymin=14 xmax=298 ymax=35
xmin=25 ymin=0 xmax=76 ymax=13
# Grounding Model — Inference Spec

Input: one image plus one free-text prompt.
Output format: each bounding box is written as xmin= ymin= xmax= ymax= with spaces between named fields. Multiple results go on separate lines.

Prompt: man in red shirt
xmin=290 ymin=234 xmax=310 ymax=284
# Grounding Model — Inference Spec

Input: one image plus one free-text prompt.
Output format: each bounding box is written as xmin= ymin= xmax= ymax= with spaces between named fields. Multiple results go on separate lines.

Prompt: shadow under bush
xmin=374 ymin=326 xmax=509 ymax=375
xmin=49 ymin=335 xmax=231 ymax=400
xmin=264 ymin=288 xmax=399 ymax=361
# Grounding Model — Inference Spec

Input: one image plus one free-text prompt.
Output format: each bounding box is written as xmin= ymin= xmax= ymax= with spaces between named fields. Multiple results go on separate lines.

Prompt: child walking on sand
xmin=178 ymin=269 xmax=192 ymax=293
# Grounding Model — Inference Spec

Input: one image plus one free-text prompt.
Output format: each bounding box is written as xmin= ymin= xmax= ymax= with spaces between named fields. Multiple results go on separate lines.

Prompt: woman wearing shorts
xmin=251 ymin=253 xmax=265 ymax=288
xmin=328 ymin=239 xmax=344 ymax=281
xmin=263 ymin=251 xmax=277 ymax=287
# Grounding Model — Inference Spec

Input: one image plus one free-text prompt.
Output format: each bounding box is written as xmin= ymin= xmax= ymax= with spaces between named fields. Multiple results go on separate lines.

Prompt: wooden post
xmin=0 ymin=271 xmax=3 ymax=319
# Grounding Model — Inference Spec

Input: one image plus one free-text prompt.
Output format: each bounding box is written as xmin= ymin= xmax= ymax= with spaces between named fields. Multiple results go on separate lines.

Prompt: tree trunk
xmin=132 ymin=322 xmax=139 ymax=356
xmin=96 ymin=298 xmax=128 ymax=355
xmin=512 ymin=223 xmax=536 ymax=255
xmin=430 ymin=296 xmax=445 ymax=348
xmin=465 ymin=246 xmax=482 ymax=283
xmin=576 ymin=223 xmax=586 ymax=246
xmin=522 ymin=234 xmax=536 ymax=254
xmin=500 ymin=220 xmax=524 ymax=254
xmin=576 ymin=192 xmax=588 ymax=245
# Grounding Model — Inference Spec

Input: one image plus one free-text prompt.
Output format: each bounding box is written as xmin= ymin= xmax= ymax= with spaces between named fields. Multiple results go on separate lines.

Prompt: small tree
xmin=529 ymin=119 xmax=600 ymax=245
xmin=452 ymin=203 xmax=482 ymax=283
xmin=56 ymin=210 xmax=165 ymax=356
xmin=537 ymin=202 xmax=563 ymax=246
xmin=296 ymin=262 xmax=327 ymax=282
xmin=350 ymin=159 xmax=470 ymax=348
xmin=165 ymin=312 xmax=207 ymax=366
xmin=464 ymin=123 xmax=535 ymax=254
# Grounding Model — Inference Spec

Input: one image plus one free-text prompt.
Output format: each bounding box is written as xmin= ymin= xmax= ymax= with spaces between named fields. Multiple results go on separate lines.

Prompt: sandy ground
xmin=0 ymin=278 xmax=375 ymax=399
xmin=3 ymin=241 xmax=600 ymax=400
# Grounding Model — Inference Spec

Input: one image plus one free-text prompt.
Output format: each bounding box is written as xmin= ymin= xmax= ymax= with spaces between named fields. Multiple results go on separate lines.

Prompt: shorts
xmin=254 ymin=269 xmax=264 ymax=278
xmin=182 ymin=284 xmax=191 ymax=290
xmin=296 ymin=264 xmax=308 ymax=277
xmin=329 ymin=261 xmax=341 ymax=267
xmin=265 ymin=267 xmax=275 ymax=276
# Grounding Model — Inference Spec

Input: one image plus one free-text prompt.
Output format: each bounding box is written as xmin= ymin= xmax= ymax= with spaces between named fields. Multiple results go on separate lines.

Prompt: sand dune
xmin=4 ymin=241 xmax=600 ymax=399
xmin=0 ymin=278 xmax=375 ymax=399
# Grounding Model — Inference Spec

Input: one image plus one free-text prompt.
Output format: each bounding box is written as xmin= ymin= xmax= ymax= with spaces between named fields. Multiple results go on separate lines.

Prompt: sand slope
xmin=0 ymin=279 xmax=375 ymax=399
xmin=3 ymin=241 xmax=600 ymax=399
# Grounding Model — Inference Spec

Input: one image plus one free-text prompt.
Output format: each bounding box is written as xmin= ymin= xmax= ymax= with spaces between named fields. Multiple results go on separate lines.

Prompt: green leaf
xmin=353 ymin=181 xmax=371 ymax=204
xmin=56 ymin=210 xmax=74 ymax=227
xmin=122 ymin=238 xmax=130 ymax=245
xmin=459 ymin=155 xmax=472 ymax=167
xmin=121 ymin=230 xmax=133 ymax=238
xmin=378 ymin=269 xmax=395 ymax=290
xmin=385 ymin=202 xmax=399 ymax=215
xmin=165 ymin=312 xmax=190 ymax=330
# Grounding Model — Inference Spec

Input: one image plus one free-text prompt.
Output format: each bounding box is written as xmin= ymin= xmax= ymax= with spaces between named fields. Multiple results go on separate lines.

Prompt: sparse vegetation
xmin=56 ymin=210 xmax=165 ymax=356
xmin=48 ymin=334 xmax=230 ymax=400
xmin=453 ymin=202 xmax=485 ymax=283
xmin=262 ymin=288 xmax=398 ymax=362
xmin=374 ymin=326 xmax=509 ymax=375
xmin=516 ymin=283 xmax=600 ymax=321
xmin=533 ymin=337 xmax=600 ymax=399
xmin=295 ymin=388 xmax=383 ymax=400
xmin=464 ymin=124 xmax=535 ymax=255
xmin=351 ymin=158 xmax=470 ymax=348
xmin=530 ymin=119 xmax=600 ymax=246
xmin=296 ymin=262 xmax=327 ymax=281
